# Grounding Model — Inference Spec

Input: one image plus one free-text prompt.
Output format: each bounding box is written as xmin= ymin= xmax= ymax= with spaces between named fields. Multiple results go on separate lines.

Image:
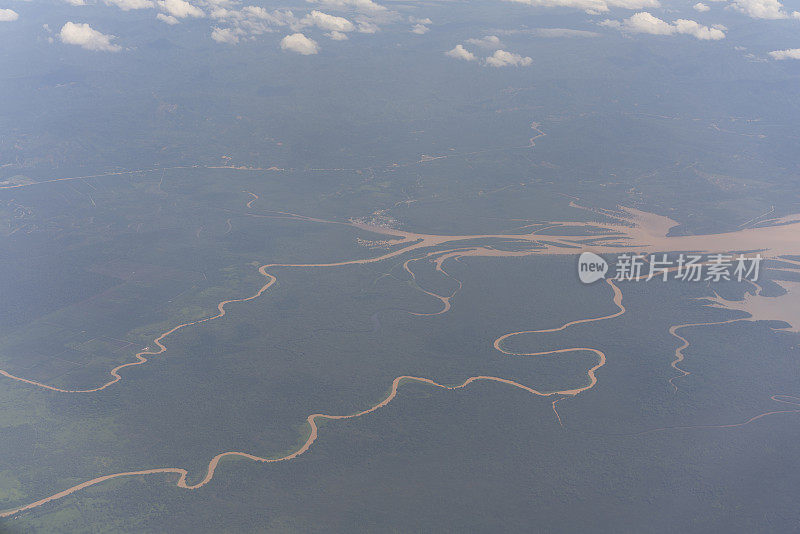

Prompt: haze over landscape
xmin=1 ymin=0 xmax=800 ymax=531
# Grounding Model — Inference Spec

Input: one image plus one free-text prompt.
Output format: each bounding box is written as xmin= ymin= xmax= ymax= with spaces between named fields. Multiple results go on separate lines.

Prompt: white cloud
xmin=299 ymin=10 xmax=354 ymax=32
xmin=410 ymin=23 xmax=428 ymax=34
xmin=306 ymin=0 xmax=386 ymax=13
xmin=159 ymin=0 xmax=204 ymax=18
xmin=534 ymin=28 xmax=600 ymax=37
xmin=496 ymin=27 xmax=600 ymax=37
xmin=104 ymin=0 xmax=154 ymax=10
xmin=730 ymin=0 xmax=788 ymax=19
xmin=485 ymin=49 xmax=533 ymax=67
xmin=505 ymin=0 xmax=660 ymax=15
xmin=0 ymin=8 xmax=18 ymax=21
xmin=211 ymin=26 xmax=240 ymax=42
xmin=59 ymin=21 xmax=122 ymax=51
xmin=607 ymin=0 xmax=661 ymax=7
xmin=202 ymin=0 xmax=237 ymax=7
xmin=306 ymin=0 xmax=395 ymax=35
xmin=600 ymin=11 xmax=671 ymax=33
xmin=161 ymin=0 xmax=392 ymax=45
xmin=209 ymin=6 xmax=234 ymax=18
xmin=242 ymin=6 xmax=292 ymax=26
xmin=280 ymin=32 xmax=319 ymax=54
xmin=693 ymin=2 xmax=710 ymax=10
xmin=208 ymin=6 xmax=290 ymax=41
xmin=744 ymin=52 xmax=768 ymax=62
xmin=409 ymin=16 xmax=432 ymax=24
xmin=769 ymin=48 xmax=800 ymax=59
xmin=674 ymin=19 xmax=726 ymax=39
xmin=445 ymin=44 xmax=477 ymax=61
xmin=64 ymin=0 xmax=88 ymax=5
xmin=600 ymin=12 xmax=725 ymax=40
xmin=157 ymin=13 xmax=179 ymax=24
xmin=466 ymin=35 xmax=502 ymax=48
xmin=356 ymin=19 xmax=378 ymax=33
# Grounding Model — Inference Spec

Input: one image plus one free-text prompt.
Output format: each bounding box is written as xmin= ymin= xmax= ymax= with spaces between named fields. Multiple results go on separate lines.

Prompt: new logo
xmin=578 ymin=252 xmax=608 ymax=284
